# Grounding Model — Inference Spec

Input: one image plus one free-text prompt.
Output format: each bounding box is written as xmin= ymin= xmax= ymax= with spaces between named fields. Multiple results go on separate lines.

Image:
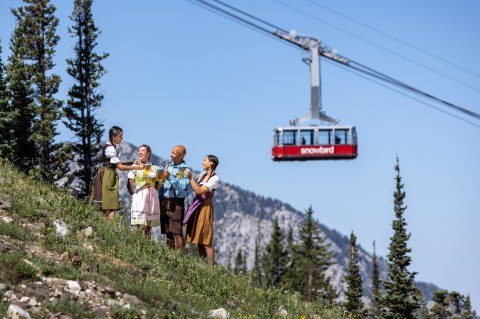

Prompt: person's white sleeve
xmin=127 ymin=170 xmax=135 ymax=180
xmin=105 ymin=145 xmax=120 ymax=164
xmin=203 ymin=175 xmax=220 ymax=191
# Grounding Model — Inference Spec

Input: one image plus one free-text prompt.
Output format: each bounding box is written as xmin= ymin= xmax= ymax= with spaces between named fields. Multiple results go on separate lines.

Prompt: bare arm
xmin=127 ymin=178 xmax=135 ymax=195
xmin=115 ymin=162 xmax=144 ymax=171
xmin=186 ymin=169 xmax=209 ymax=195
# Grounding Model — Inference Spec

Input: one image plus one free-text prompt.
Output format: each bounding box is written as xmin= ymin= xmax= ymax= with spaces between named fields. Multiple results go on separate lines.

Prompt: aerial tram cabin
xmin=270 ymin=30 xmax=358 ymax=162
xmin=272 ymin=125 xmax=357 ymax=161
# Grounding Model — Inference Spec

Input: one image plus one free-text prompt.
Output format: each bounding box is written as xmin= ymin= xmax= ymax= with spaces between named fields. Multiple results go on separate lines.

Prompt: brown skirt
xmin=90 ymin=167 xmax=119 ymax=210
xmin=186 ymin=199 xmax=214 ymax=246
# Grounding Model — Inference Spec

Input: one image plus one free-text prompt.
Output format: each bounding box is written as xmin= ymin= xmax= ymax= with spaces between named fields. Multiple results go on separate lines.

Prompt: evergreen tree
xmin=378 ymin=157 xmax=421 ymax=318
xmin=282 ymin=226 xmax=299 ymax=291
xmin=234 ymin=248 xmax=244 ymax=274
xmin=261 ymin=217 xmax=288 ymax=288
xmin=430 ymin=290 xmax=476 ymax=319
xmin=430 ymin=290 xmax=451 ymax=318
xmin=449 ymin=291 xmax=463 ymax=318
xmin=462 ymin=295 xmax=475 ymax=319
xmin=252 ymin=216 xmax=262 ymax=284
xmin=0 ymin=40 xmax=16 ymax=160
xmin=64 ymin=0 xmax=108 ymax=197
xmin=243 ymin=252 xmax=247 ymax=273
xmin=344 ymin=231 xmax=364 ymax=317
xmin=12 ymin=0 xmax=69 ymax=183
xmin=370 ymin=240 xmax=381 ymax=318
xmin=289 ymin=206 xmax=337 ymax=301
xmin=5 ymin=24 xmax=36 ymax=168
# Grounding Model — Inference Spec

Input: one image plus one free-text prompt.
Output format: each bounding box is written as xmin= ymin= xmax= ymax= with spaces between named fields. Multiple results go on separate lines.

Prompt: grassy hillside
xmin=0 ymin=159 xmax=352 ymax=319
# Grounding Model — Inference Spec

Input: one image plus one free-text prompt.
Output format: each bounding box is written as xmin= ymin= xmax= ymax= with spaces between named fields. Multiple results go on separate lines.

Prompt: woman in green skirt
xmin=91 ymin=126 xmax=144 ymax=219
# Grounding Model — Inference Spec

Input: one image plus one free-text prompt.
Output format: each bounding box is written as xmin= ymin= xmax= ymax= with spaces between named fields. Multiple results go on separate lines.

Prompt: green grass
xmin=0 ymin=159 xmax=352 ymax=318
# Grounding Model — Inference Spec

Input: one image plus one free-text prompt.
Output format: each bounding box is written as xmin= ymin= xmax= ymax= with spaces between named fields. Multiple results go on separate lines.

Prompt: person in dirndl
xmin=91 ymin=126 xmax=144 ymax=219
xmin=185 ymin=155 xmax=220 ymax=266
xmin=127 ymin=144 xmax=161 ymax=238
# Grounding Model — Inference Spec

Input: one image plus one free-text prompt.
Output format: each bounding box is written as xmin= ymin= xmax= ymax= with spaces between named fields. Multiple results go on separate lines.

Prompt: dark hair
xmin=207 ymin=154 xmax=219 ymax=170
xmin=109 ymin=126 xmax=123 ymax=144
xmin=139 ymin=144 xmax=152 ymax=160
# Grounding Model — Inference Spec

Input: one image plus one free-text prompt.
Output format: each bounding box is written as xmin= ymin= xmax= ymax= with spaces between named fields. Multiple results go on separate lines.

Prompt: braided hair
xmin=207 ymin=155 xmax=219 ymax=170
xmin=109 ymin=126 xmax=123 ymax=145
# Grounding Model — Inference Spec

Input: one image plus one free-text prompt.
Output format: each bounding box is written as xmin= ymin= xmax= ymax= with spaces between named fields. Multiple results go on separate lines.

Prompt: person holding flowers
xmin=127 ymin=144 xmax=162 ymax=237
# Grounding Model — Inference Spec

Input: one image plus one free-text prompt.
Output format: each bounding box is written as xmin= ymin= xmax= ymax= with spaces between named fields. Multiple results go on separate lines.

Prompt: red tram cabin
xmin=272 ymin=125 xmax=358 ymax=161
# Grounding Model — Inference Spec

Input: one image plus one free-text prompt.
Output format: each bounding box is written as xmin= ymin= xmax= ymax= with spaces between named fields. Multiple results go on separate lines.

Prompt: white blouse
xmin=198 ymin=172 xmax=220 ymax=191
xmin=104 ymin=144 xmax=121 ymax=164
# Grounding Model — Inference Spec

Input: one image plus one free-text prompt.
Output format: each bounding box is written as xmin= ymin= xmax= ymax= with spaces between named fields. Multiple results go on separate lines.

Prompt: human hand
xmin=163 ymin=170 xmax=170 ymax=179
xmin=185 ymin=168 xmax=193 ymax=179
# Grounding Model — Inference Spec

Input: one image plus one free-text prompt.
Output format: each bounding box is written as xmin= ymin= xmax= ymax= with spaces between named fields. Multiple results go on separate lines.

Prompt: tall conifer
xmin=282 ymin=226 xmax=299 ymax=290
xmin=0 ymin=40 xmax=15 ymax=160
xmin=64 ymin=0 xmax=108 ymax=197
xmin=290 ymin=206 xmax=336 ymax=301
xmin=370 ymin=241 xmax=381 ymax=318
xmin=5 ymin=25 xmax=35 ymax=168
xmin=463 ymin=295 xmax=475 ymax=319
xmin=344 ymin=231 xmax=365 ymax=317
xmin=234 ymin=248 xmax=244 ymax=274
xmin=11 ymin=0 xmax=69 ymax=183
xmin=430 ymin=290 xmax=476 ymax=319
xmin=261 ymin=217 xmax=288 ymax=288
xmin=252 ymin=217 xmax=263 ymax=284
xmin=430 ymin=290 xmax=450 ymax=318
xmin=378 ymin=157 xmax=421 ymax=318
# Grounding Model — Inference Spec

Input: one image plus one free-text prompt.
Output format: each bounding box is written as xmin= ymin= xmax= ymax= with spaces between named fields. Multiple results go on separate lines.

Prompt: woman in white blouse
xmin=185 ymin=155 xmax=220 ymax=266
xmin=91 ymin=126 xmax=144 ymax=219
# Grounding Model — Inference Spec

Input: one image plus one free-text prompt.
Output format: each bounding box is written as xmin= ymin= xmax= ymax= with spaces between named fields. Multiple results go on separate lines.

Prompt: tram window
xmin=300 ymin=130 xmax=314 ymax=145
xmin=318 ymin=130 xmax=332 ymax=145
xmin=274 ymin=130 xmax=282 ymax=146
xmin=283 ymin=130 xmax=297 ymax=145
xmin=335 ymin=129 xmax=349 ymax=144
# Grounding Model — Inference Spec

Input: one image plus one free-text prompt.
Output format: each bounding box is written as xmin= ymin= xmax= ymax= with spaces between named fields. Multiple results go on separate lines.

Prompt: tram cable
xmin=303 ymin=0 xmax=480 ymax=79
xmin=187 ymin=0 xmax=480 ymax=126
xmin=273 ymin=0 xmax=480 ymax=92
xmin=328 ymin=60 xmax=480 ymax=128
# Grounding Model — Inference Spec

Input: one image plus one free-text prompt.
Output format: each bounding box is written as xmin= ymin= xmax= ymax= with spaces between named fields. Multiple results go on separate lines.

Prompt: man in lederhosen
xmin=160 ymin=145 xmax=191 ymax=250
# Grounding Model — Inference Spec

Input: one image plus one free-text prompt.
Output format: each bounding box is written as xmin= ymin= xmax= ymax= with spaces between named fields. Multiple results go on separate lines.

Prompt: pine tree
xmin=370 ymin=240 xmax=381 ymax=318
xmin=462 ymin=295 xmax=475 ymax=319
xmin=0 ymin=40 xmax=15 ymax=160
xmin=282 ymin=226 xmax=299 ymax=291
xmin=12 ymin=0 xmax=69 ymax=183
xmin=226 ymin=249 xmax=232 ymax=271
xmin=64 ymin=0 xmax=108 ymax=197
xmin=5 ymin=24 xmax=36 ymax=168
xmin=430 ymin=290 xmax=476 ymax=319
xmin=344 ymin=231 xmax=365 ymax=317
xmin=430 ymin=290 xmax=451 ymax=318
xmin=261 ymin=217 xmax=288 ymax=288
xmin=290 ymin=206 xmax=337 ymax=301
xmin=242 ymin=252 xmax=247 ymax=273
xmin=252 ymin=217 xmax=263 ymax=284
xmin=448 ymin=291 xmax=463 ymax=318
xmin=234 ymin=248 xmax=244 ymax=274
xmin=378 ymin=157 xmax=421 ymax=318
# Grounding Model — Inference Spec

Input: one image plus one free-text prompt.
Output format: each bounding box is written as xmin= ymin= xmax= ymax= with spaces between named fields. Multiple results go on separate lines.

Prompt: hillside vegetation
xmin=0 ymin=159 xmax=352 ymax=319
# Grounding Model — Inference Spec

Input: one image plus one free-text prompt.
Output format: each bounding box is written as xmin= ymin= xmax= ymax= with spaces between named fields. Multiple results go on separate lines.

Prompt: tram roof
xmin=274 ymin=125 xmax=356 ymax=131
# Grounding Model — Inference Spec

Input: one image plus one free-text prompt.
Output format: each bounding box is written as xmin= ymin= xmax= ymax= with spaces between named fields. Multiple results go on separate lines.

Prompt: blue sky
xmin=1 ymin=0 xmax=479 ymax=311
